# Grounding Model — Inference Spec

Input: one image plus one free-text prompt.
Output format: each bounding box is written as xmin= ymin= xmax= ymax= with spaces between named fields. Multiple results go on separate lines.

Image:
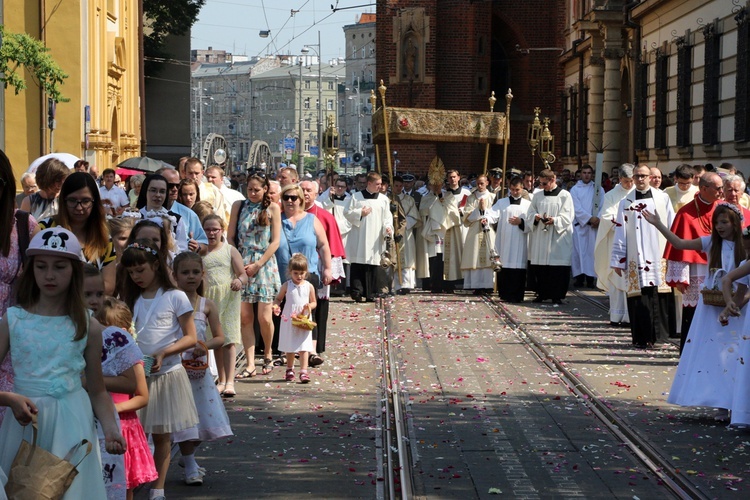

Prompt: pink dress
xmin=112 ymin=391 xmax=158 ymax=488
xmin=0 ymin=210 xmax=37 ymax=425
xmin=100 ymin=326 xmax=158 ymax=492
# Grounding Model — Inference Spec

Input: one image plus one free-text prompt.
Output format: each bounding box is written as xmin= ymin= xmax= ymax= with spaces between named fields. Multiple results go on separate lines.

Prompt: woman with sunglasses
xmin=228 ymin=173 xmax=281 ymax=378
xmin=37 ymin=172 xmax=117 ymax=295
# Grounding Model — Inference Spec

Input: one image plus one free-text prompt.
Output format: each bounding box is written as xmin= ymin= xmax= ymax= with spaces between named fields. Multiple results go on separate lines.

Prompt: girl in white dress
xmin=119 ymin=239 xmax=199 ymax=500
xmin=643 ymin=203 xmax=747 ymax=420
xmin=273 ymin=253 xmax=317 ymax=384
xmin=170 ymin=252 xmax=233 ymax=486
xmin=718 ymin=227 xmax=750 ymax=426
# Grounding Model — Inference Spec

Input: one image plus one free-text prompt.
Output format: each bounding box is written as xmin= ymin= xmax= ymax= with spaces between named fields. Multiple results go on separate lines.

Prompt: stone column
xmin=587 ymin=47 xmax=604 ymax=167
xmin=602 ymin=30 xmax=624 ymax=173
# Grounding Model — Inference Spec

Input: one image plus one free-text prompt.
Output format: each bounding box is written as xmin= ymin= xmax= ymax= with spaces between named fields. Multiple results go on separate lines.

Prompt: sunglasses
xmin=282 ymin=195 xmax=299 ymax=202
xmin=168 ymin=183 xmax=180 ymax=190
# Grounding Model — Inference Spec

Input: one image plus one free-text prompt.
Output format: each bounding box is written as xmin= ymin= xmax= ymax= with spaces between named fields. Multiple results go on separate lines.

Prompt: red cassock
xmin=306 ymin=203 xmax=346 ymax=259
xmin=663 ymin=194 xmax=716 ymax=265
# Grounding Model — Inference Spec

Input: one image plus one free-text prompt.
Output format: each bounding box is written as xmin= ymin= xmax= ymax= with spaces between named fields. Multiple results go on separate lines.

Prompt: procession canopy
xmin=371 ymin=106 xmax=508 ymax=145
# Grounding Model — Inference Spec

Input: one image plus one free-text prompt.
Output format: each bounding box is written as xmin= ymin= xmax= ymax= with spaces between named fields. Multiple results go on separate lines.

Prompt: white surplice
xmin=525 ymin=188 xmax=575 ymax=266
xmin=570 ymin=180 xmax=605 ymax=277
xmin=396 ymin=193 xmax=418 ymax=289
xmin=344 ymin=190 xmax=393 ymax=266
xmin=319 ymin=192 xmax=352 ymax=251
xmin=610 ymin=189 xmax=675 ymax=296
xmin=461 ymin=189 xmax=497 ymax=289
xmin=593 ymin=183 xmax=634 ymax=323
xmin=443 ymin=189 xmax=470 ymax=281
xmin=491 ymin=197 xmax=531 ymax=269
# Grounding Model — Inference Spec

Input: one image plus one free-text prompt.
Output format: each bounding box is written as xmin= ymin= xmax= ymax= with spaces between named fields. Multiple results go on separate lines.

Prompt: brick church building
xmin=375 ymin=0 xmax=565 ymax=176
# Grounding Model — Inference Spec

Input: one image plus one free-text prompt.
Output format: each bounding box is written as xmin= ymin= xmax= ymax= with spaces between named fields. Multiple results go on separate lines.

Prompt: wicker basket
xmin=181 ymin=341 xmax=208 ymax=380
xmin=291 ymin=314 xmax=317 ymax=331
xmin=700 ymin=269 xmax=727 ymax=307
xmin=700 ymin=288 xmax=726 ymax=307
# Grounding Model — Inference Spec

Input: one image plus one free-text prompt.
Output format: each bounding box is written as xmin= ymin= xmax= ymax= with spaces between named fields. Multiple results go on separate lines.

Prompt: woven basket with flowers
xmin=181 ymin=341 xmax=209 ymax=380
xmin=700 ymin=269 xmax=728 ymax=307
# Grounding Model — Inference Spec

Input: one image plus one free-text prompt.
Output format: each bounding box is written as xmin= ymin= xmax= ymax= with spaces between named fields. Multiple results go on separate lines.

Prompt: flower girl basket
xmin=700 ymin=269 xmax=728 ymax=307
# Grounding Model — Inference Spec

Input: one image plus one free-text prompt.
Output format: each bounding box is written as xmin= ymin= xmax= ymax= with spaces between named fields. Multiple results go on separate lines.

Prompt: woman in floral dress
xmin=228 ymin=173 xmax=281 ymax=378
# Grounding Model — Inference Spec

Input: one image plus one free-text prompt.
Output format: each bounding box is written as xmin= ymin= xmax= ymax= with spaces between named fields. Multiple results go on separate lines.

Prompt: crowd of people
xmin=2 ymin=149 xmax=750 ymax=499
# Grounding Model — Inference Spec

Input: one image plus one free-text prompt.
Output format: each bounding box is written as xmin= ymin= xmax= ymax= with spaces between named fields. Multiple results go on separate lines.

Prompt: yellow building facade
xmin=3 ymin=0 xmax=141 ymax=185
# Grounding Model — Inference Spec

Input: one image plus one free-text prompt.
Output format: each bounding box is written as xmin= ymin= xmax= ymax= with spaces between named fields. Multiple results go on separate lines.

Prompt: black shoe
xmin=532 ymin=297 xmax=545 ymax=303
xmin=552 ymin=299 xmax=563 ymax=305
xmin=586 ymin=278 xmax=597 ymax=289
xmin=351 ymin=294 xmax=364 ymax=303
xmin=397 ymin=288 xmax=412 ymax=295
xmin=573 ymin=276 xmax=584 ymax=287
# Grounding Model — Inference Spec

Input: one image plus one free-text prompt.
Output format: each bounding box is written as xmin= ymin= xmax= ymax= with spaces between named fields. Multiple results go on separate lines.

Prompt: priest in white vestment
xmin=460 ymin=175 xmax=497 ymax=291
xmin=663 ymin=164 xmax=699 ymax=212
xmin=594 ymin=164 xmax=634 ymax=325
xmin=318 ymin=178 xmax=352 ymax=296
xmin=570 ymin=165 xmax=605 ymax=288
xmin=420 ymin=183 xmax=450 ymax=293
xmin=610 ymin=164 xmax=676 ymax=347
xmin=526 ymin=168 xmax=575 ymax=303
xmin=443 ymin=169 xmax=471 ymax=290
xmin=394 ymin=176 xmax=419 ymax=293
xmin=491 ymin=177 xmax=531 ymax=302
xmin=344 ymin=172 xmax=393 ymax=302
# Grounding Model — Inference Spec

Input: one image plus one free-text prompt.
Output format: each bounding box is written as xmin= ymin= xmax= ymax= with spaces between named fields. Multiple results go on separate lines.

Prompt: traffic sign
xmin=284 ymin=138 xmax=296 ymax=151
xmin=310 ymin=146 xmax=319 ymax=155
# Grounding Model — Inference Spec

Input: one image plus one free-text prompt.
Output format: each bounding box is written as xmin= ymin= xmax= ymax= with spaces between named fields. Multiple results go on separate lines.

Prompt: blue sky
xmin=191 ymin=0 xmax=375 ymax=61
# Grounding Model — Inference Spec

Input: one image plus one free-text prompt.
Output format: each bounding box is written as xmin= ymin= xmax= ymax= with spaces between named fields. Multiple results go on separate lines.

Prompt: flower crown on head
xmin=717 ymin=202 xmax=744 ymax=223
xmin=126 ymin=242 xmax=158 ymax=256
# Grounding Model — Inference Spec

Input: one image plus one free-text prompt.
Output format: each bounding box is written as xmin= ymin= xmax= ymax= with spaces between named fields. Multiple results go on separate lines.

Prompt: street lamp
xmin=346 ymin=77 xmax=362 ymax=159
xmin=302 ymin=31 xmax=323 ymax=173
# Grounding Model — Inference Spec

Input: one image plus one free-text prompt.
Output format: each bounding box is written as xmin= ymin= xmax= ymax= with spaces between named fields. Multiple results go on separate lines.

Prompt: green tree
xmin=0 ymin=25 xmax=68 ymax=102
xmin=144 ymin=0 xmax=205 ymax=74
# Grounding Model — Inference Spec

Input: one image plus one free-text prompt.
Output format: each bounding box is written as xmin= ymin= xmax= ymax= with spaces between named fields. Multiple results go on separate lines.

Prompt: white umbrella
xmin=27 ymin=153 xmax=81 ymax=173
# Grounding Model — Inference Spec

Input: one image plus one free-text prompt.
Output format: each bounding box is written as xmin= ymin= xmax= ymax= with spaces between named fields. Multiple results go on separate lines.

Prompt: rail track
xmin=374 ymin=287 xmax=706 ymax=498
xmin=378 ymin=297 xmax=416 ymax=500
xmin=481 ymin=293 xmax=708 ymax=500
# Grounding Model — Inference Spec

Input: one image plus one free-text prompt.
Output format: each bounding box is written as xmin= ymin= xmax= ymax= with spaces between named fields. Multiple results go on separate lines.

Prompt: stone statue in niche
xmin=394 ymin=7 xmax=429 ymax=84
xmin=402 ymin=33 xmax=419 ymax=81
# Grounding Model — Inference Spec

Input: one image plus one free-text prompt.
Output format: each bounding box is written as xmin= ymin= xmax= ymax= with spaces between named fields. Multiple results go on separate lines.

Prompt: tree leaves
xmin=0 ymin=25 xmax=68 ymax=102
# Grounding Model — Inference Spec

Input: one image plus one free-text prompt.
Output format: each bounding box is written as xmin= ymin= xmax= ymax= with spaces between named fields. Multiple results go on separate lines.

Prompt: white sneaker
xmin=184 ymin=470 xmax=204 ymax=486
xmin=178 ymin=456 xmax=206 ymax=475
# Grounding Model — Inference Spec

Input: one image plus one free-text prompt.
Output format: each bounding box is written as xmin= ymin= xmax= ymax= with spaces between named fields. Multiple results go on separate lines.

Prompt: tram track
xmin=481 ymin=294 xmax=709 ymax=500
xmin=378 ymin=297 xmax=416 ymax=500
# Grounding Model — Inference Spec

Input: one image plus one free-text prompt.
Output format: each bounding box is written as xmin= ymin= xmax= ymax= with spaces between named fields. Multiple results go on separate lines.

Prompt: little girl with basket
xmin=170 ymin=251 xmax=233 ymax=486
xmin=273 ymin=253 xmax=317 ymax=384
xmin=0 ymin=227 xmax=126 ymax=498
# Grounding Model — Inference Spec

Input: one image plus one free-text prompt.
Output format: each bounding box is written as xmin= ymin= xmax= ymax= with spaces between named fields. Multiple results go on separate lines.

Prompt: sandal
xmin=309 ymin=354 xmax=324 ymax=367
xmin=217 ymin=382 xmax=226 ymax=394
xmin=285 ymin=369 xmax=295 ymax=382
xmin=235 ymin=368 xmax=257 ymax=379
xmin=262 ymin=358 xmax=274 ymax=375
xmin=299 ymin=370 xmax=310 ymax=384
xmin=222 ymin=382 xmax=236 ymax=398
